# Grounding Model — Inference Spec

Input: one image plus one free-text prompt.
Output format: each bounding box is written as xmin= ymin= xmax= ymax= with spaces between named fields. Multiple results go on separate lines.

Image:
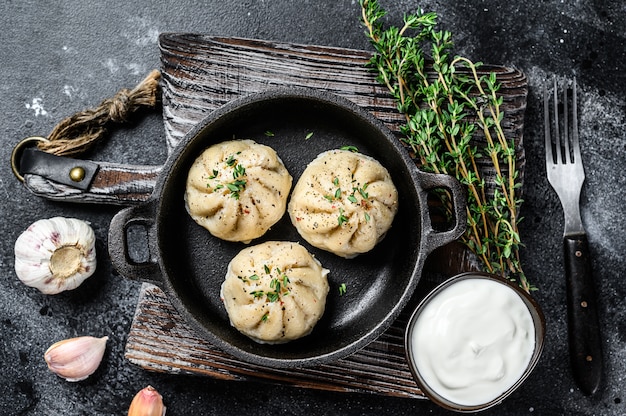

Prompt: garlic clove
xmin=14 ymin=217 xmax=97 ymax=294
xmin=44 ymin=335 xmax=108 ymax=382
xmin=128 ymin=386 xmax=167 ymax=416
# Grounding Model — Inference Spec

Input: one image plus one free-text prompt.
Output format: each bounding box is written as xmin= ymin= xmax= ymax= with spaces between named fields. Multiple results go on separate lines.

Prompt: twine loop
xmin=36 ymin=69 xmax=161 ymax=157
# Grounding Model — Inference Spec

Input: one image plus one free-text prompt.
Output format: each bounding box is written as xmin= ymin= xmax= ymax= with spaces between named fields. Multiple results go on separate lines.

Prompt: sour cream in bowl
xmin=405 ymin=272 xmax=545 ymax=413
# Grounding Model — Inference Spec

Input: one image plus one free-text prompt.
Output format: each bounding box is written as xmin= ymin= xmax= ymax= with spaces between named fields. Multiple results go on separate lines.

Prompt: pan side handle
xmin=415 ymin=171 xmax=467 ymax=253
xmin=108 ymin=202 xmax=163 ymax=285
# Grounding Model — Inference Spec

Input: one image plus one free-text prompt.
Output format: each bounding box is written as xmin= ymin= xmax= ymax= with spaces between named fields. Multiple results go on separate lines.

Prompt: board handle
xmin=14 ymin=146 xmax=161 ymax=205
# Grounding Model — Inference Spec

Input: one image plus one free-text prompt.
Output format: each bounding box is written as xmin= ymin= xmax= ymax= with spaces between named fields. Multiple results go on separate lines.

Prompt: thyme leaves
xmin=206 ymin=153 xmax=248 ymax=200
xmin=326 ymin=176 xmax=372 ymax=226
xmin=245 ymin=264 xmax=293 ymax=318
xmin=339 ymin=283 xmax=347 ymax=296
xmin=338 ymin=208 xmax=349 ymax=226
xmin=360 ymin=0 xmax=530 ymax=291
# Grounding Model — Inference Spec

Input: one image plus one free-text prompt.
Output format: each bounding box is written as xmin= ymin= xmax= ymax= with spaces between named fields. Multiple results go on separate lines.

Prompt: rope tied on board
xmin=37 ymin=69 xmax=161 ymax=157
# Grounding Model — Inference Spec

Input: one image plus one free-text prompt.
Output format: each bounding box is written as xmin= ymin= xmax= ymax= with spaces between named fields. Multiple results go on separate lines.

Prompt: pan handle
xmin=415 ymin=171 xmax=467 ymax=252
xmin=108 ymin=201 xmax=163 ymax=286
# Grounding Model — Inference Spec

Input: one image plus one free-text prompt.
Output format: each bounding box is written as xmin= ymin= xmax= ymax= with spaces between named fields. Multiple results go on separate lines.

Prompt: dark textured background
xmin=1 ymin=1 xmax=625 ymax=415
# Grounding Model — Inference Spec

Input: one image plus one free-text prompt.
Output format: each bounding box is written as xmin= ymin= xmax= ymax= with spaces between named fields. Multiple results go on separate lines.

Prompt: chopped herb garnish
xmin=339 ymin=283 xmax=347 ymax=296
xmin=225 ymin=154 xmax=237 ymax=166
xmin=340 ymin=145 xmax=359 ymax=152
xmin=261 ymin=312 xmax=269 ymax=322
xmin=333 ymin=177 xmax=339 ymax=186
xmin=247 ymin=266 xmax=292 ymax=308
xmin=365 ymin=212 xmax=371 ymax=222
xmin=209 ymin=157 xmax=247 ymax=199
xmin=226 ymin=182 xmax=243 ymax=192
xmin=226 ymin=179 xmax=247 ymax=199
xmin=338 ymin=208 xmax=349 ymax=226
xmin=347 ymin=194 xmax=358 ymax=204
xmin=305 ymin=132 xmax=314 ymax=140
xmin=233 ymin=163 xmax=246 ymax=179
xmin=264 ymin=130 xmax=275 ymax=137
xmin=266 ymin=291 xmax=280 ymax=303
xmin=358 ymin=183 xmax=369 ymax=199
xmin=334 ymin=188 xmax=342 ymax=199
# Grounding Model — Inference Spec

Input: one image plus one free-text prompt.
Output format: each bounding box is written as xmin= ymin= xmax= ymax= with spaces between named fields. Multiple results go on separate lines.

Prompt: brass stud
xmin=69 ymin=167 xmax=86 ymax=182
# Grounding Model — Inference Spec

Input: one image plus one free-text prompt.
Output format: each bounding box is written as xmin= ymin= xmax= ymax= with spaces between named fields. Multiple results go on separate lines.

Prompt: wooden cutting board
xmin=123 ymin=34 xmax=528 ymax=398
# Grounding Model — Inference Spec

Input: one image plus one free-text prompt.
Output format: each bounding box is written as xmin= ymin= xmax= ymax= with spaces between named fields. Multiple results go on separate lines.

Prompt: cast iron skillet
xmin=108 ymin=88 xmax=466 ymax=368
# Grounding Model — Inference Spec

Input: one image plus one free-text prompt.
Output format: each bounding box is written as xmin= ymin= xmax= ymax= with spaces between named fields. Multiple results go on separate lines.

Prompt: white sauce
xmin=411 ymin=278 xmax=535 ymax=407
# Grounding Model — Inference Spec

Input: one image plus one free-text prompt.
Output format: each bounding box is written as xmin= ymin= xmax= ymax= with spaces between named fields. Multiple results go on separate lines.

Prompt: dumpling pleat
xmin=221 ymin=242 xmax=329 ymax=344
xmin=185 ymin=140 xmax=292 ymax=243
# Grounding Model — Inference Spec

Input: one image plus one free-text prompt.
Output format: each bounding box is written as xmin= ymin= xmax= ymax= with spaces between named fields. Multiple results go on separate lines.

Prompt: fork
xmin=544 ymin=77 xmax=603 ymax=395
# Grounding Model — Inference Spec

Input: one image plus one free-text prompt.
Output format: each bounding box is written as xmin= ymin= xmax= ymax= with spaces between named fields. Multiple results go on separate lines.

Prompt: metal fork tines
xmin=544 ymin=78 xmax=585 ymax=235
xmin=543 ymin=77 xmax=603 ymax=396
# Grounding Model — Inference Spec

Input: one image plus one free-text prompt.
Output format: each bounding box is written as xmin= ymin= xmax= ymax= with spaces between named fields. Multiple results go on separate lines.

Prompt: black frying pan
xmin=108 ymin=88 xmax=466 ymax=368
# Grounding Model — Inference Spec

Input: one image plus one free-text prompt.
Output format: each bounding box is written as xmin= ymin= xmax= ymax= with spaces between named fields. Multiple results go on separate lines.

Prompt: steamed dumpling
xmin=220 ymin=241 xmax=330 ymax=344
xmin=185 ymin=140 xmax=292 ymax=243
xmin=288 ymin=149 xmax=398 ymax=258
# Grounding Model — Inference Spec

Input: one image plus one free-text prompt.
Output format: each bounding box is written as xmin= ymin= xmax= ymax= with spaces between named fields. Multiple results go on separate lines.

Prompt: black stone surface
xmin=1 ymin=1 xmax=625 ymax=415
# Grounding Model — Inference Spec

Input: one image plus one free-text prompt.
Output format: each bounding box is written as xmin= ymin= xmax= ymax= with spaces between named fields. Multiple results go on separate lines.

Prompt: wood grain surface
xmin=124 ymin=35 xmax=528 ymax=397
xmin=128 ymin=283 xmax=423 ymax=398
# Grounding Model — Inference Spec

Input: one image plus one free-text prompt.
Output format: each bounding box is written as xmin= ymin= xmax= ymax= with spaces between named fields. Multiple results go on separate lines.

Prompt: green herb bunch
xmin=360 ymin=0 xmax=531 ymax=291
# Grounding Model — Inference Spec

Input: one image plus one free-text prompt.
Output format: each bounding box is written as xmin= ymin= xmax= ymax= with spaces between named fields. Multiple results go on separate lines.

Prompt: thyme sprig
xmin=360 ymin=0 xmax=531 ymax=291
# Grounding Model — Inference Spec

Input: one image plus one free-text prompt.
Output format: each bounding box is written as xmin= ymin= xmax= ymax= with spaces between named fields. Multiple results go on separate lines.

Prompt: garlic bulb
xmin=14 ymin=217 xmax=97 ymax=294
xmin=44 ymin=335 xmax=108 ymax=382
xmin=128 ymin=386 xmax=167 ymax=416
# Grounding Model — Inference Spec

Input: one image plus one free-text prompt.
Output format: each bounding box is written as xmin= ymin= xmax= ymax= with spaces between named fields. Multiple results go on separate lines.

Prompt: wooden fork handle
xmin=564 ymin=233 xmax=603 ymax=395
